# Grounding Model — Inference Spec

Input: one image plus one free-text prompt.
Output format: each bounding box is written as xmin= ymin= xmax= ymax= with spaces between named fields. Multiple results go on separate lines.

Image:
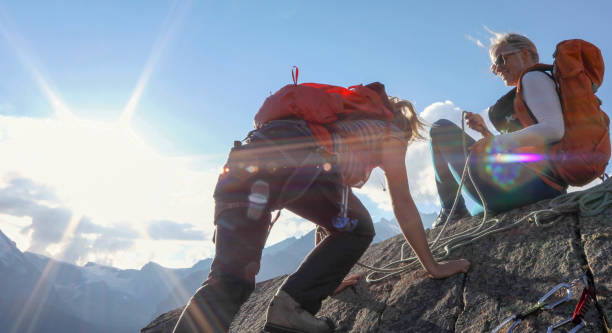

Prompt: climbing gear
xmin=264 ymin=290 xmax=335 ymax=333
xmin=547 ymin=317 xmax=585 ymax=333
xmin=514 ymin=39 xmax=610 ymax=187
xmin=254 ymin=67 xmax=396 ymax=154
xmin=547 ymin=275 xmax=592 ymax=332
xmin=492 ymin=280 xmax=578 ymax=333
xmin=548 ymin=271 xmax=612 ymax=333
xmin=572 ymin=275 xmax=596 ymax=323
xmin=332 ymin=185 xmax=358 ymax=231
xmin=493 ymin=271 xmax=609 ymax=333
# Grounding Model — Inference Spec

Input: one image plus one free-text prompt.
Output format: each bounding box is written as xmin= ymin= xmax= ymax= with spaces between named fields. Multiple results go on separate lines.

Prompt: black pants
xmin=430 ymin=119 xmax=564 ymax=213
xmin=173 ymin=120 xmax=375 ymax=333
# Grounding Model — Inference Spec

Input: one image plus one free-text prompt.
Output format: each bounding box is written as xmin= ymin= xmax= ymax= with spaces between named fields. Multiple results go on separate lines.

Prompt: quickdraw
xmin=547 ymin=274 xmax=597 ymax=332
xmin=492 ymin=280 xmax=578 ymax=333
xmin=493 ymin=273 xmax=608 ymax=333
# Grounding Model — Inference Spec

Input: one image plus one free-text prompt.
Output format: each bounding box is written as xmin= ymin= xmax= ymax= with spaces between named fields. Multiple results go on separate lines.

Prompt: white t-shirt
xmin=495 ymin=71 xmax=565 ymax=148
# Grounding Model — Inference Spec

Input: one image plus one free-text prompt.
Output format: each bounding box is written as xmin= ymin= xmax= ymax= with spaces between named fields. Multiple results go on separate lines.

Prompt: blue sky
xmin=1 ymin=0 xmax=611 ymax=269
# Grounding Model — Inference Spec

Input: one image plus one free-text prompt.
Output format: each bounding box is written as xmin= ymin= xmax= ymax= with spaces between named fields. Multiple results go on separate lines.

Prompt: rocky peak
xmin=142 ymin=192 xmax=611 ymax=332
xmin=141 ymin=261 xmax=166 ymax=272
xmin=0 ymin=229 xmax=28 ymax=269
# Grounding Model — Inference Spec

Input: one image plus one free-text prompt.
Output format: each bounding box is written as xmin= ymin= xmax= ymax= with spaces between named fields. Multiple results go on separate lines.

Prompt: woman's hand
xmin=332 ymin=274 xmax=360 ymax=295
xmin=427 ymin=259 xmax=471 ymax=279
xmin=465 ymin=112 xmax=492 ymax=138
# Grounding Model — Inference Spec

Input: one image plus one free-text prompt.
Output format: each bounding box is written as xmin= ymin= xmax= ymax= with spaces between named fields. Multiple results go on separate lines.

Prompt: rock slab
xmin=142 ymin=199 xmax=611 ymax=332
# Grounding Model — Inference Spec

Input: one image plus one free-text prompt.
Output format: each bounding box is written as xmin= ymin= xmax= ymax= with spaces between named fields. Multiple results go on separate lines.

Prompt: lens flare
xmin=481 ymin=147 xmax=545 ymax=189
xmin=486 ymin=153 xmax=543 ymax=164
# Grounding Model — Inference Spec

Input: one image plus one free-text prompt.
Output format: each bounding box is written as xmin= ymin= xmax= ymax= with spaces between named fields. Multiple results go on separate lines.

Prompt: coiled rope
xmin=359 ymin=111 xmax=612 ymax=283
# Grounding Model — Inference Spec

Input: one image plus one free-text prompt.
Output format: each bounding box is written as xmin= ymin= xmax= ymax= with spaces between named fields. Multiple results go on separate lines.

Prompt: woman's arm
xmin=465 ymin=112 xmax=494 ymax=138
xmin=381 ymin=138 xmax=470 ymax=278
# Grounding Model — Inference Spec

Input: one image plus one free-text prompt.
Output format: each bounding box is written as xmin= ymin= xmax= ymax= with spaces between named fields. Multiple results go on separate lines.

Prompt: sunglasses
xmin=493 ymin=50 xmax=521 ymax=67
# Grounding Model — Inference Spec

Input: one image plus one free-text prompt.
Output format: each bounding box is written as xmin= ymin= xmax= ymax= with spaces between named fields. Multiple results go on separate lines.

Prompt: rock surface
xmin=142 ymin=194 xmax=611 ymax=332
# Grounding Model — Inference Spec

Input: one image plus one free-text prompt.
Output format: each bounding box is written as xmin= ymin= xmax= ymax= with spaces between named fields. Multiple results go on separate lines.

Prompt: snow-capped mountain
xmin=0 ymin=229 xmax=112 ymax=333
xmin=0 ymin=215 xmax=427 ymax=332
xmin=0 ymin=229 xmax=29 ymax=270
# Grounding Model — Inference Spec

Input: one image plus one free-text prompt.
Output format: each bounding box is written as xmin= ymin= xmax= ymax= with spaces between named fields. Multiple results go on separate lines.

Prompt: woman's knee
xmin=429 ymin=119 xmax=460 ymax=138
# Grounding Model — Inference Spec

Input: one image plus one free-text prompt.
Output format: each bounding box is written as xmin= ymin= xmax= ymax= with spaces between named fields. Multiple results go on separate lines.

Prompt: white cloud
xmin=354 ymin=168 xmax=392 ymax=211
xmin=0 ymin=213 xmax=32 ymax=251
xmin=466 ymin=35 xmax=486 ymax=49
xmin=0 ymin=114 xmax=222 ymax=268
xmin=0 ymin=115 xmax=221 ymax=223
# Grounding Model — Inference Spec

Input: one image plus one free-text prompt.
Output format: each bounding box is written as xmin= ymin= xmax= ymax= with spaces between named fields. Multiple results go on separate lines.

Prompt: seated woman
xmin=431 ymin=33 xmax=567 ymax=227
xmin=172 ymin=83 xmax=470 ymax=333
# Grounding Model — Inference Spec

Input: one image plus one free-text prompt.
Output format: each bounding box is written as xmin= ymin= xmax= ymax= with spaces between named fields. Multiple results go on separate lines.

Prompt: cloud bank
xmin=148 ymin=220 xmax=206 ymax=241
xmin=0 ymin=114 xmax=221 ymax=268
xmin=0 ymin=100 xmax=491 ymax=269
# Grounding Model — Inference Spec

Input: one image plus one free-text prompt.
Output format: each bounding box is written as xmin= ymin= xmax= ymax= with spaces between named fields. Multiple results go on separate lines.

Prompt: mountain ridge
xmin=0 ymin=216 xmax=410 ymax=332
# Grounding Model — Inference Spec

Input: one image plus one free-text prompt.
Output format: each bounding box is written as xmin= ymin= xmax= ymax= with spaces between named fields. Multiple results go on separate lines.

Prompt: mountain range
xmin=0 ymin=213 xmax=435 ymax=332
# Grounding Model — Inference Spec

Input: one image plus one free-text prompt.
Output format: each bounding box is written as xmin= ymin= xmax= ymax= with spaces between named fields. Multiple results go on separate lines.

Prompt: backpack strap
xmin=513 ymin=64 xmax=566 ymax=191
xmin=514 ymin=64 xmax=554 ymax=127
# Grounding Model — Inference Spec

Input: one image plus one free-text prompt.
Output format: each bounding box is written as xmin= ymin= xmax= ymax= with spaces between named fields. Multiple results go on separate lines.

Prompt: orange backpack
xmin=254 ymin=68 xmax=395 ymax=153
xmin=515 ymin=39 xmax=610 ymax=186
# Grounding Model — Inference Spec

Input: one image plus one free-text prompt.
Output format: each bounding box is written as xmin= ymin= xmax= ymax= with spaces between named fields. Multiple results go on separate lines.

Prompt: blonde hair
xmin=389 ymin=97 xmax=427 ymax=143
xmin=489 ymin=33 xmax=539 ymax=63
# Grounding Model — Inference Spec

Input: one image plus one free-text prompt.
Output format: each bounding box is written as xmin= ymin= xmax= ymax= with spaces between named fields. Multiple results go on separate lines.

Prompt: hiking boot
xmin=264 ymin=290 xmax=334 ymax=333
xmin=432 ymin=206 xmax=470 ymax=228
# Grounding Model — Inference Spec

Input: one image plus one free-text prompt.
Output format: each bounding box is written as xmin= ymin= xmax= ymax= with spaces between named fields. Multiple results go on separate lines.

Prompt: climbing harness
xmin=358 ymin=111 xmax=612 ymax=283
xmin=492 ymin=279 xmax=579 ymax=333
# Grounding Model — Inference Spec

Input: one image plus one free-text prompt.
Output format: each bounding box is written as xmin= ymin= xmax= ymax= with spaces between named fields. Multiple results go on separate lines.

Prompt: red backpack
xmin=515 ymin=39 xmax=610 ymax=186
xmin=254 ymin=67 xmax=396 ymax=153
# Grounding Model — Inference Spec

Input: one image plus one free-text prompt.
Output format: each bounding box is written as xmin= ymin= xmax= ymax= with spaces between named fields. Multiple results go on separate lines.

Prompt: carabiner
xmin=332 ymin=185 xmax=357 ymax=231
xmin=492 ymin=316 xmax=521 ymax=333
xmin=493 ymin=282 xmax=574 ymax=333
xmin=538 ymin=283 xmax=573 ymax=309
xmin=547 ymin=317 xmax=585 ymax=333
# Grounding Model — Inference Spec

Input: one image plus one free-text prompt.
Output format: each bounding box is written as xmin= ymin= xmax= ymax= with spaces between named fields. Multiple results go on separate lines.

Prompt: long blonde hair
xmin=389 ymin=97 xmax=427 ymax=143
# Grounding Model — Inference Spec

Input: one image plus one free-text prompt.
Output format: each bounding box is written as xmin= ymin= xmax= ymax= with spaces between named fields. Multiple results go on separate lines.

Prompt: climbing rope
xmin=359 ymin=111 xmax=612 ymax=283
